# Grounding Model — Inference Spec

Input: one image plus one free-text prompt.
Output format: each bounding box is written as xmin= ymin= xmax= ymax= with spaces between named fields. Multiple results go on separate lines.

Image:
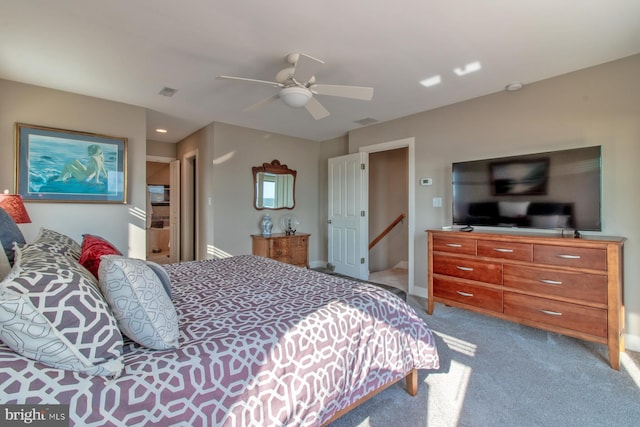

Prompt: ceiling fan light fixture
xmin=280 ymin=86 xmax=312 ymax=108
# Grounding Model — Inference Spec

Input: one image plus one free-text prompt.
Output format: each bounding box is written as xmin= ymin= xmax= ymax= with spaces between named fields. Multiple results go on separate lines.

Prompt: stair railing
xmin=369 ymin=213 xmax=406 ymax=250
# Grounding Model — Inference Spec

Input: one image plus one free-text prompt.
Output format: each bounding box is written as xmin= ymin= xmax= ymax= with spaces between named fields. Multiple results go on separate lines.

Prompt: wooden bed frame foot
xmin=406 ymin=368 xmax=418 ymax=396
xmin=321 ymin=368 xmax=420 ymax=426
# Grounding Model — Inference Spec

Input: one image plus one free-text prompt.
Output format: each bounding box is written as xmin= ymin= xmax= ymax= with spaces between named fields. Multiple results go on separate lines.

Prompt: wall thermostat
xmin=420 ymin=177 xmax=433 ymax=186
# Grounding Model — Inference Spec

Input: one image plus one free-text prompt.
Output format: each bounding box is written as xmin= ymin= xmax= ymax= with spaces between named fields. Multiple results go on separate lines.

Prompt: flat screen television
xmin=452 ymin=146 xmax=602 ymax=231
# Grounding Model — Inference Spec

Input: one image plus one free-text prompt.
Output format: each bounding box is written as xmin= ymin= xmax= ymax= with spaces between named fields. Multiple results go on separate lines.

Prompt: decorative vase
xmin=261 ymin=214 xmax=273 ymax=236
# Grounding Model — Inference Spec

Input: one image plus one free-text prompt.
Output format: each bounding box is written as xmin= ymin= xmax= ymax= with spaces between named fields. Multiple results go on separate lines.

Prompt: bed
xmin=0 ymin=225 xmax=439 ymax=426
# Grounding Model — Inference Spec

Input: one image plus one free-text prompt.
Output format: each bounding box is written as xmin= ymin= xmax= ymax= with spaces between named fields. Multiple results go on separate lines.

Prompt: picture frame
xmin=490 ymin=157 xmax=549 ymax=196
xmin=15 ymin=123 xmax=127 ymax=203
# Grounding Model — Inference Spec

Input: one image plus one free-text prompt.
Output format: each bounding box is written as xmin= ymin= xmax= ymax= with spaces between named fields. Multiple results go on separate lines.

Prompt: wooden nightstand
xmin=251 ymin=233 xmax=310 ymax=268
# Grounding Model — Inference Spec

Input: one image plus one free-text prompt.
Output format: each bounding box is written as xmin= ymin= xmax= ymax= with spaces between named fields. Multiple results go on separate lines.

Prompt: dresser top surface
xmin=251 ymin=233 xmax=310 ymax=239
xmin=427 ymin=229 xmax=625 ymax=245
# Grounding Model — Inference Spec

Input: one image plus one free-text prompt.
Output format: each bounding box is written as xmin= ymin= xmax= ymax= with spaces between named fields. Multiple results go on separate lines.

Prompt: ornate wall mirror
xmin=253 ymin=160 xmax=296 ymax=210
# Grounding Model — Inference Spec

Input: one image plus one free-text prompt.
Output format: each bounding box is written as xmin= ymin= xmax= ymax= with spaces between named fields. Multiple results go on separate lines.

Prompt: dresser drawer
xmin=432 ymin=235 xmax=476 ymax=255
xmin=503 ymin=292 xmax=607 ymax=338
xmin=534 ymin=244 xmax=606 ymax=270
xmin=477 ymin=239 xmax=533 ymax=262
xmin=288 ymin=236 xmax=309 ymax=266
xmin=504 ymin=265 xmax=607 ymax=304
xmin=434 ymin=277 xmax=502 ymax=312
xmin=433 ymin=254 xmax=502 ymax=285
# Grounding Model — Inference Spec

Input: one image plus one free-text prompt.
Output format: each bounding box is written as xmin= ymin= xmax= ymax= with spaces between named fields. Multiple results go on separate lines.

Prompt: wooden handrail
xmin=369 ymin=213 xmax=406 ymax=250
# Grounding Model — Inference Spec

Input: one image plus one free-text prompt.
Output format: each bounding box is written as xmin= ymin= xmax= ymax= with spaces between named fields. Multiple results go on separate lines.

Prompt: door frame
xmin=359 ymin=137 xmax=417 ymax=296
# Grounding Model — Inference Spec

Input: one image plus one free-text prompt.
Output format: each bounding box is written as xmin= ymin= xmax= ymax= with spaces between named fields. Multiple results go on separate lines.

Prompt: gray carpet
xmin=328 ymin=296 xmax=640 ymax=427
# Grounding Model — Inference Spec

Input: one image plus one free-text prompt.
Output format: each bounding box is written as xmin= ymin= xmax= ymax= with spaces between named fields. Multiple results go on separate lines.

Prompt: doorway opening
xmin=368 ymin=147 xmax=409 ymax=293
xmin=182 ymin=150 xmax=198 ymax=261
xmin=146 ymin=159 xmax=178 ymax=264
xmin=360 ymin=137 xmax=415 ymax=295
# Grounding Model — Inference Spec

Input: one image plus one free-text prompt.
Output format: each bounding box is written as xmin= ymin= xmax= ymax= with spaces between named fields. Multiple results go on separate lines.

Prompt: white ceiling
xmin=1 ymin=0 xmax=639 ymax=143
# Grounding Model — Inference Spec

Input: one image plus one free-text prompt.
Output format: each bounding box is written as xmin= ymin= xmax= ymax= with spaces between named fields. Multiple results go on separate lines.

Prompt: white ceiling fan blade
xmin=292 ymin=53 xmax=324 ymax=85
xmin=305 ymin=96 xmax=330 ymax=120
xmin=217 ymin=75 xmax=283 ymax=87
xmin=244 ymin=94 xmax=280 ymax=112
xmin=310 ymin=84 xmax=374 ymax=100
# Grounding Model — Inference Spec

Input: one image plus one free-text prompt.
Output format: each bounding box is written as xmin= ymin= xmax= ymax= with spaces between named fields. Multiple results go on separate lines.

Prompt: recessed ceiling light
xmin=155 ymin=128 xmax=168 ymax=133
xmin=420 ymin=75 xmax=442 ymax=88
xmin=505 ymin=82 xmax=523 ymax=91
xmin=454 ymin=61 xmax=481 ymax=76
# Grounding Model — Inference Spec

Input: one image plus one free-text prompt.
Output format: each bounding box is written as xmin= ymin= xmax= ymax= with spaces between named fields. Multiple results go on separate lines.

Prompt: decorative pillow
xmin=0 ymin=246 xmax=124 ymax=377
xmin=145 ymin=260 xmax=172 ymax=299
xmin=498 ymin=201 xmax=531 ymax=218
xmin=98 ymin=255 xmax=179 ymax=350
xmin=0 ymin=207 xmax=26 ymax=265
xmin=79 ymin=234 xmax=122 ymax=278
xmin=28 ymin=228 xmax=82 ymax=260
xmin=19 ymin=242 xmax=99 ymax=288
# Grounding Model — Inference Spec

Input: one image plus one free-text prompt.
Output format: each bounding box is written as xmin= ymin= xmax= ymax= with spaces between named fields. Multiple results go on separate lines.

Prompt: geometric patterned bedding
xmin=0 ymin=255 xmax=439 ymax=426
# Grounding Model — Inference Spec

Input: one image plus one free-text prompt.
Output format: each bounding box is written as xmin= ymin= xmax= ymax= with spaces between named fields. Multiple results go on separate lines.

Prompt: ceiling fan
xmin=217 ymin=53 xmax=374 ymax=120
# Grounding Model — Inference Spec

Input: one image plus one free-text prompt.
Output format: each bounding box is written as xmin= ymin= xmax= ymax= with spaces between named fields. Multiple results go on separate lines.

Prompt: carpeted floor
xmin=328 ymin=295 xmax=640 ymax=427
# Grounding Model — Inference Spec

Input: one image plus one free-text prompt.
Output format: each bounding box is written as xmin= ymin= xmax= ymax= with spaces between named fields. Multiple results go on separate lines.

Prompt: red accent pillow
xmin=79 ymin=234 xmax=122 ymax=278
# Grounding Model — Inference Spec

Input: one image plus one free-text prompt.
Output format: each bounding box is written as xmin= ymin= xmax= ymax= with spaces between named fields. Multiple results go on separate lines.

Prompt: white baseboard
xmin=309 ymin=260 xmax=326 ymax=269
xmin=625 ymin=333 xmax=640 ymax=353
xmin=410 ymin=287 xmax=428 ymax=299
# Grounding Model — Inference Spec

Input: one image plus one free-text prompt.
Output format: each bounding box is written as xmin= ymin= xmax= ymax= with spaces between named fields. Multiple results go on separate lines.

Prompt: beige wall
xmin=147 ymin=140 xmax=177 ymax=159
xmin=0 ymin=79 xmax=147 ymax=257
xmin=176 ymin=122 xmax=325 ymax=263
xmin=347 ymin=54 xmax=640 ymax=350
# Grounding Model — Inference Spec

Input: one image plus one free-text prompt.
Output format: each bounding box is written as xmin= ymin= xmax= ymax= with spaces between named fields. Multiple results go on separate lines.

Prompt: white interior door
xmin=328 ymin=152 xmax=369 ymax=280
xmin=169 ymin=160 xmax=180 ymax=263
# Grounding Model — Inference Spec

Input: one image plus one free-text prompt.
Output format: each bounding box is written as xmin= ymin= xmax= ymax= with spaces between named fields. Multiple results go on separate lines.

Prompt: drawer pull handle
xmin=556 ymin=254 xmax=581 ymax=259
xmin=539 ymin=279 xmax=563 ymax=285
xmin=456 ymin=291 xmax=474 ymax=297
xmin=539 ymin=309 xmax=563 ymax=316
xmin=446 ymin=243 xmax=462 ymax=248
xmin=456 ymin=266 xmax=474 ymax=271
xmin=494 ymin=248 xmax=514 ymax=253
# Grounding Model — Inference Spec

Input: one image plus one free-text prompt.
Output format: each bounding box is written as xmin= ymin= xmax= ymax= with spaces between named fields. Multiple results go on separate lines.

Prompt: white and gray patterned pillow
xmin=18 ymin=241 xmax=97 ymax=287
xmin=146 ymin=260 xmax=172 ymax=299
xmin=0 ymin=246 xmax=124 ymax=377
xmin=98 ymin=255 xmax=179 ymax=350
xmin=27 ymin=228 xmax=82 ymax=260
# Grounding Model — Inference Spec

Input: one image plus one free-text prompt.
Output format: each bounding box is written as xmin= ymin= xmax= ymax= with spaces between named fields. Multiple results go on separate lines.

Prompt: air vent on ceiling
xmin=158 ymin=87 xmax=178 ymax=97
xmin=354 ymin=117 xmax=378 ymax=126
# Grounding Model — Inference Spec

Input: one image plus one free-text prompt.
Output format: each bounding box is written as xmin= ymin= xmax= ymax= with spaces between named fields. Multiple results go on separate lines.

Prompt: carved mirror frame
xmin=252 ymin=159 xmax=297 ymax=210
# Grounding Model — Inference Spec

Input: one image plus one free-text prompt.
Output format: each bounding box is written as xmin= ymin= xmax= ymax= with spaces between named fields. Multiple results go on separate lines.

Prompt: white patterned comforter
xmin=0 ymin=255 xmax=439 ymax=426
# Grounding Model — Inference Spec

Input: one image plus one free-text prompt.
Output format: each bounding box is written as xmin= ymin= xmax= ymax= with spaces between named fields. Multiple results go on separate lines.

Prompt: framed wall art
xmin=15 ymin=123 xmax=127 ymax=203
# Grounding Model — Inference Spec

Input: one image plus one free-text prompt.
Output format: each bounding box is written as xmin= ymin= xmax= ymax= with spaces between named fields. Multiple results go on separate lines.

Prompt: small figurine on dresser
xmin=281 ymin=214 xmax=299 ymax=235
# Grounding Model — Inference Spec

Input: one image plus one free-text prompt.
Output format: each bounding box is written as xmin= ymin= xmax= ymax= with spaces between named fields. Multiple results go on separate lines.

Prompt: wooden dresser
xmin=251 ymin=233 xmax=310 ymax=268
xmin=427 ymin=229 xmax=625 ymax=369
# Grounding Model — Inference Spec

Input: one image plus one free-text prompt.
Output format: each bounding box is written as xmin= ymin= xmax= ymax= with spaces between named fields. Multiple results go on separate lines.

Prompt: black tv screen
xmin=452 ymin=146 xmax=602 ymax=231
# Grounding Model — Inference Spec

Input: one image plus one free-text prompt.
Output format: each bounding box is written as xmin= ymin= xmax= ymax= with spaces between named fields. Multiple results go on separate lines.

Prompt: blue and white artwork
xmin=17 ymin=125 xmax=126 ymax=203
